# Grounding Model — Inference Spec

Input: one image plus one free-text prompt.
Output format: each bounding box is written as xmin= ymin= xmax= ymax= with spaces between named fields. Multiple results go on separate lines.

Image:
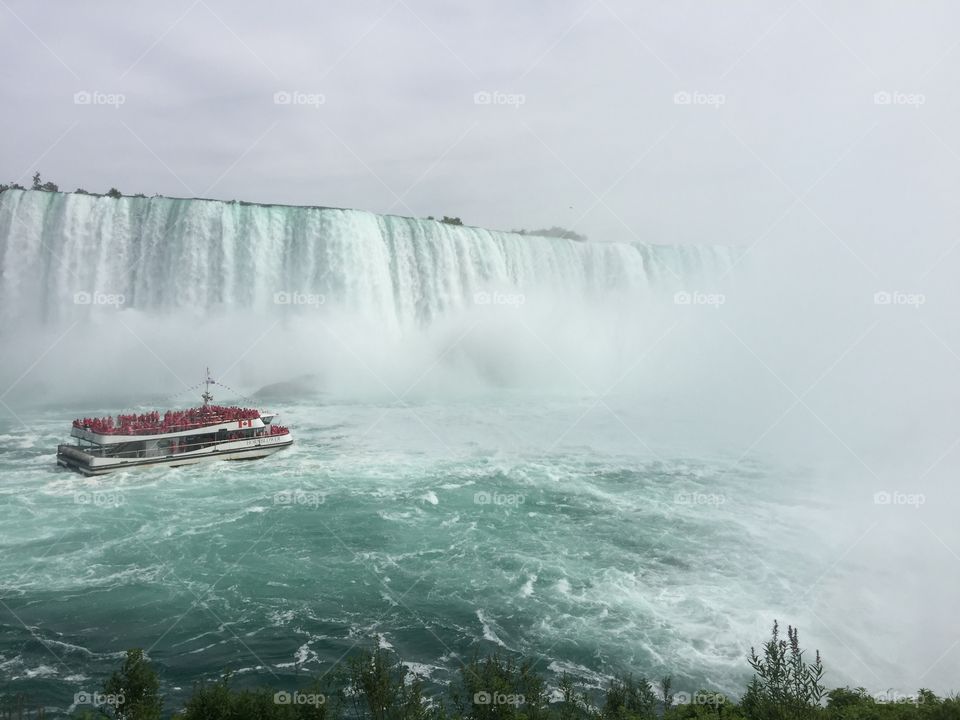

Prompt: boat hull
xmin=57 ymin=434 xmax=293 ymax=476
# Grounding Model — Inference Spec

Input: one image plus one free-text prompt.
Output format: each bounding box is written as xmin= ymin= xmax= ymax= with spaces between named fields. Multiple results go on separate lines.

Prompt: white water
xmin=1 ymin=189 xmax=958 ymax=704
xmin=0 ymin=190 xmax=730 ymax=330
xmin=0 ymin=189 xmax=737 ymax=407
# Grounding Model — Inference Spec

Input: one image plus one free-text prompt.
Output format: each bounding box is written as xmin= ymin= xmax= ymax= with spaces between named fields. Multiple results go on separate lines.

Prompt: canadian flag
xmin=238 ymin=419 xmax=251 ymax=428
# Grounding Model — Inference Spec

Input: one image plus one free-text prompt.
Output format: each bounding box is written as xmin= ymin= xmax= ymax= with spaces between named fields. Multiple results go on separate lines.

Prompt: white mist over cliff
xmin=0 ymin=189 xmax=735 ymax=405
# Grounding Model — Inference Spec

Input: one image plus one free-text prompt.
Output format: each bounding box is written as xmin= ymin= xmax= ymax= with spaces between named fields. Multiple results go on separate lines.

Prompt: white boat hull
xmin=57 ymin=434 xmax=293 ymax=476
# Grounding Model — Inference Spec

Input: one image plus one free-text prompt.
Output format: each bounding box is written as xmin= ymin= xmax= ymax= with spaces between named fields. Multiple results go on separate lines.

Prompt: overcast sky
xmin=1 ymin=0 xmax=958 ymax=248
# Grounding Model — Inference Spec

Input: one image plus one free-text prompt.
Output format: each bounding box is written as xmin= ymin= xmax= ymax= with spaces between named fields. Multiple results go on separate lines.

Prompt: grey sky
xmin=1 ymin=0 xmax=958 ymax=250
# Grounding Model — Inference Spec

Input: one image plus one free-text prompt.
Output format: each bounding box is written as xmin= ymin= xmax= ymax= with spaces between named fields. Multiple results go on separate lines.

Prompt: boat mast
xmin=201 ymin=367 xmax=214 ymax=406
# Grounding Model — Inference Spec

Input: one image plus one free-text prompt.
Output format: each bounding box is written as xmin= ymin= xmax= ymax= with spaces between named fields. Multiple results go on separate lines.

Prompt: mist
xmin=2 ymin=0 xmax=960 ymax=705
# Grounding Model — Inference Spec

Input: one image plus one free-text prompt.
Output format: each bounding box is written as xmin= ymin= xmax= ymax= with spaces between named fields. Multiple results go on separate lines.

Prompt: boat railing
xmin=67 ymin=426 xmax=290 ymax=457
xmin=73 ymin=409 xmax=263 ymax=436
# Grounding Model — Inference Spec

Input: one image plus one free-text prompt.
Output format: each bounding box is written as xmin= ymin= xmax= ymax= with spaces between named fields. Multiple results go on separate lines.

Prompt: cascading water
xmin=5 ymin=188 xmax=942 ymax=716
xmin=0 ymin=189 xmax=731 ymax=331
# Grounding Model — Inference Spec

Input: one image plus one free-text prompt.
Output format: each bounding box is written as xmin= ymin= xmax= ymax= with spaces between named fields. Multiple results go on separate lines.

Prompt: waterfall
xmin=0 ymin=190 xmax=731 ymax=331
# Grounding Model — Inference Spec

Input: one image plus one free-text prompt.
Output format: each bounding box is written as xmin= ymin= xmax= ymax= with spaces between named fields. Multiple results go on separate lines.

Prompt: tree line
xmin=3 ymin=622 xmax=956 ymax=720
xmin=0 ymin=172 xmax=123 ymax=198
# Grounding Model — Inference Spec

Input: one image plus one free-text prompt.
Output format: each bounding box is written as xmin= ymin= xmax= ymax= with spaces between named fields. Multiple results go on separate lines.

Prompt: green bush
xmin=102 ymin=649 xmax=163 ymax=720
xmin=181 ymin=677 xmax=334 ymax=720
xmin=742 ymin=622 xmax=824 ymax=720
xmin=342 ymin=648 xmax=435 ymax=720
xmin=601 ymin=674 xmax=658 ymax=720
xmin=70 ymin=625 xmax=960 ymax=720
xmin=454 ymin=654 xmax=548 ymax=720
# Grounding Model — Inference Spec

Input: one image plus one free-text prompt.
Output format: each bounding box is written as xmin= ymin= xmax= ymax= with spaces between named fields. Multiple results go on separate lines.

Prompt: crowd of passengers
xmin=73 ymin=406 xmax=262 ymax=435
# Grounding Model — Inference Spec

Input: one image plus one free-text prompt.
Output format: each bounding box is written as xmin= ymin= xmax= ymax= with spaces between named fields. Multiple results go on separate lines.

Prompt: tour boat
xmin=56 ymin=372 xmax=293 ymax=476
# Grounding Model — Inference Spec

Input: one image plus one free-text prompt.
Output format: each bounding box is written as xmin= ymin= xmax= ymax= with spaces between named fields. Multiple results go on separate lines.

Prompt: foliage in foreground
xmin=30 ymin=622 xmax=960 ymax=720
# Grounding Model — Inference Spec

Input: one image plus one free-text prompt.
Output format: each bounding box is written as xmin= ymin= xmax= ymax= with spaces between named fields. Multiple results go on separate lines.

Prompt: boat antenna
xmin=201 ymin=367 xmax=215 ymax=406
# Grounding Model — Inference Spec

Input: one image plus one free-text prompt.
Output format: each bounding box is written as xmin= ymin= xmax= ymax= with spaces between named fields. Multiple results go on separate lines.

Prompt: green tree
xmin=107 ymin=187 xmax=123 ymax=198
xmin=344 ymin=648 xmax=434 ymax=720
xmin=601 ymin=673 xmax=658 ymax=720
xmin=102 ymin=648 xmax=162 ymax=720
xmin=181 ymin=676 xmax=335 ymax=720
xmin=742 ymin=622 xmax=824 ymax=720
xmin=455 ymin=655 xmax=547 ymax=720
xmin=553 ymin=673 xmax=593 ymax=720
xmin=664 ymin=690 xmax=745 ymax=720
xmin=31 ymin=171 xmax=58 ymax=191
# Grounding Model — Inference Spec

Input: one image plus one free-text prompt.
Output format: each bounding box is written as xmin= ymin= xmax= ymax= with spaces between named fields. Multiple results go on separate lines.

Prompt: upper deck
xmin=71 ymin=405 xmax=270 ymax=445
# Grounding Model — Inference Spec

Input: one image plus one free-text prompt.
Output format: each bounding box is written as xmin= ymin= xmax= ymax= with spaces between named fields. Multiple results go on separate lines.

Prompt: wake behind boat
xmin=56 ymin=372 xmax=293 ymax=476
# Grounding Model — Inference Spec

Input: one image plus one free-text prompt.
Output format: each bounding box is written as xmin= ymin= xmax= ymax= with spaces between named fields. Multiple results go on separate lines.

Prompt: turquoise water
xmin=2 ymin=190 xmax=956 ymax=713
xmin=0 ymin=396 xmax=836 ymax=715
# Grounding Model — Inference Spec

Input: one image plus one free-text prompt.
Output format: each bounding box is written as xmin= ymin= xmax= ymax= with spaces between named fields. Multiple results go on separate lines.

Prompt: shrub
xmin=181 ymin=677 xmax=335 ymax=720
xmin=102 ymin=648 xmax=162 ymax=720
xmin=455 ymin=655 xmax=548 ymax=720
xmin=601 ymin=673 xmax=658 ymax=720
xmin=343 ymin=648 xmax=435 ymax=720
xmin=742 ymin=622 xmax=824 ymax=720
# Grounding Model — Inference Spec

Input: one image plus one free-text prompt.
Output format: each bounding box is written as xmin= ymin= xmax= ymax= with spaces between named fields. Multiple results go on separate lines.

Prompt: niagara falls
xmin=2 ymin=2 xmax=959 ymax=719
